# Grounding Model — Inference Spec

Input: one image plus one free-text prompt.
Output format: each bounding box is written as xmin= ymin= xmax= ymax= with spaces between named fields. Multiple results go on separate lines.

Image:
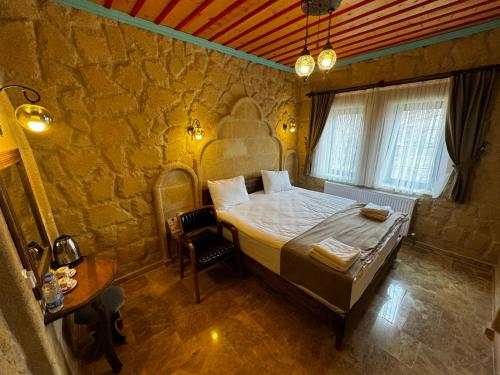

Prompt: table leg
xmin=91 ymin=297 xmax=122 ymax=373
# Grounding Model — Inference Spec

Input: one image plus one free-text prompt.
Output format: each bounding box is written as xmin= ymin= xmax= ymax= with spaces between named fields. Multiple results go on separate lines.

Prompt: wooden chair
xmin=177 ymin=206 xmax=242 ymax=303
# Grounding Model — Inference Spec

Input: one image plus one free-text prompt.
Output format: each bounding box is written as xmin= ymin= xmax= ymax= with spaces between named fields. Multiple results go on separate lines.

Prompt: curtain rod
xmin=306 ymin=64 xmax=500 ymax=97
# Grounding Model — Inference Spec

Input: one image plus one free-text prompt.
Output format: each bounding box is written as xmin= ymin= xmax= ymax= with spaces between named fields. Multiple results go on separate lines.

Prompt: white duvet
xmin=217 ymin=187 xmax=356 ymax=249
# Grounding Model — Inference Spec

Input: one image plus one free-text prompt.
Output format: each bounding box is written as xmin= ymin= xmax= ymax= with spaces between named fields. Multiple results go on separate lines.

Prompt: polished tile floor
xmin=82 ymin=244 xmax=494 ymax=374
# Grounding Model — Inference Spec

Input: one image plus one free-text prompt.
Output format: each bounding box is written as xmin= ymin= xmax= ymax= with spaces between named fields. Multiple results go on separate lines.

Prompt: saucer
xmin=62 ymin=279 xmax=78 ymax=294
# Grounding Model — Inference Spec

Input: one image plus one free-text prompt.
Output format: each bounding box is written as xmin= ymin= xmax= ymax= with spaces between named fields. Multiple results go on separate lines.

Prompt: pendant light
xmin=294 ymin=1 xmax=315 ymax=79
xmin=0 ymin=85 xmax=53 ymax=133
xmin=317 ymin=8 xmax=337 ymax=72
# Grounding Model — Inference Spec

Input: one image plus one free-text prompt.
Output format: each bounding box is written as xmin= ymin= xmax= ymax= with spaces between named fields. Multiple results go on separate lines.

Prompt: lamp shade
xmin=295 ymin=48 xmax=315 ymax=78
xmin=317 ymin=43 xmax=337 ymax=71
xmin=193 ymin=126 xmax=204 ymax=140
xmin=14 ymin=103 xmax=52 ymax=133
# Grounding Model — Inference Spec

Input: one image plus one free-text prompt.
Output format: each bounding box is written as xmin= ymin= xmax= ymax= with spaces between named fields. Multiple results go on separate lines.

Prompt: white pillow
xmin=207 ymin=176 xmax=249 ymax=211
xmin=261 ymin=170 xmax=292 ymax=194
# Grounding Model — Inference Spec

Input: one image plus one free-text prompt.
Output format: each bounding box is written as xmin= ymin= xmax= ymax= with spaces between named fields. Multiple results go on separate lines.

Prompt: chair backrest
xmin=177 ymin=206 xmax=217 ymax=235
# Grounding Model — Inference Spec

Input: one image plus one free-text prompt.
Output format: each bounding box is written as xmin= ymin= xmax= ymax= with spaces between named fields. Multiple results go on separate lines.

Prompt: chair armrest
xmin=218 ymin=219 xmax=236 ymax=232
xmin=180 ymin=234 xmax=195 ymax=249
xmin=180 ymin=234 xmax=196 ymax=260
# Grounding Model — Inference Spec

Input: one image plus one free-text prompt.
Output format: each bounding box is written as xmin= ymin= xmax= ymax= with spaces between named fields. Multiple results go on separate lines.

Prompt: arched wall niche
xmin=196 ymin=97 xmax=284 ymax=191
xmin=153 ymin=162 xmax=199 ymax=260
xmin=284 ymin=150 xmax=299 ymax=184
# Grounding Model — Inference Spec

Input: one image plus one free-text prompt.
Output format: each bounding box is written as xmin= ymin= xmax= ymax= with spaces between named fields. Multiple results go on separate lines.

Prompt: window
xmin=311 ymin=79 xmax=451 ymax=196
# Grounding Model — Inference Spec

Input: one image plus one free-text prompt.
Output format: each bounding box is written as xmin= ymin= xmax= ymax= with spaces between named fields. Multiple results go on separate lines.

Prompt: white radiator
xmin=324 ymin=181 xmax=416 ymax=236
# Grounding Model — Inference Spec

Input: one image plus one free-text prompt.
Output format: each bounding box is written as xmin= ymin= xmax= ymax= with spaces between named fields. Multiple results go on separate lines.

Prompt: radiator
xmin=323 ymin=181 xmax=416 ymax=236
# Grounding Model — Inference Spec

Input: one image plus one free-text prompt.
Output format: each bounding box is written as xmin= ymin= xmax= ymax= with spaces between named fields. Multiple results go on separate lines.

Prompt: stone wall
xmin=0 ymin=0 xmax=299 ymax=276
xmin=297 ymin=28 xmax=500 ymax=264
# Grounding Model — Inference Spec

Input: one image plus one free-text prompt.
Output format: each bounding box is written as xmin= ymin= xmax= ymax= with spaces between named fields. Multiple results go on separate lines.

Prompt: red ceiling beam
xmin=208 ymin=0 xmax=278 ymax=42
xmin=154 ymin=0 xmax=180 ymax=24
xmin=222 ymin=2 xmax=301 ymax=46
xmin=332 ymin=13 xmax=500 ymax=64
xmin=271 ymin=0 xmax=474 ymax=62
xmin=104 ymin=0 xmax=113 ymax=9
xmin=338 ymin=10 xmax=500 ymax=57
xmin=278 ymin=0 xmax=497 ymax=64
xmin=242 ymin=0 xmax=375 ymax=52
xmin=281 ymin=9 xmax=500 ymax=66
xmin=130 ymin=0 xmax=146 ymax=17
xmin=236 ymin=15 xmax=306 ymax=50
xmin=176 ymin=0 xmax=216 ymax=31
xmin=255 ymin=0 xmax=439 ymax=57
xmin=193 ymin=0 xmax=246 ymax=36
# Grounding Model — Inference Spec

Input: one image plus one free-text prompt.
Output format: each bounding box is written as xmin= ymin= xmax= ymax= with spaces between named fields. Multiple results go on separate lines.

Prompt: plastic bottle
xmin=42 ymin=272 xmax=64 ymax=313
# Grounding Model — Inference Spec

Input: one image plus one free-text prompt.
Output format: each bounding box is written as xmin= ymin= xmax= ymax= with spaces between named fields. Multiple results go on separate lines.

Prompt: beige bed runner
xmin=280 ymin=204 xmax=407 ymax=312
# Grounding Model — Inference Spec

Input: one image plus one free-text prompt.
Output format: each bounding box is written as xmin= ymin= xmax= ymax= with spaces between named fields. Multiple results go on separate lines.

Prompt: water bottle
xmin=42 ymin=272 xmax=64 ymax=313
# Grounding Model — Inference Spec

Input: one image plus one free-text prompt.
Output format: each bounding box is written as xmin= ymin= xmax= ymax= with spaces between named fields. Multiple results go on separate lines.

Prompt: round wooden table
xmin=45 ymin=256 xmax=122 ymax=373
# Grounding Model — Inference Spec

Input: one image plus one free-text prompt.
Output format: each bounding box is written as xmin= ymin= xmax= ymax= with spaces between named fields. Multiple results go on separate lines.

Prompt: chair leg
xmin=179 ymin=244 xmax=184 ymax=279
xmin=192 ymin=262 xmax=200 ymax=304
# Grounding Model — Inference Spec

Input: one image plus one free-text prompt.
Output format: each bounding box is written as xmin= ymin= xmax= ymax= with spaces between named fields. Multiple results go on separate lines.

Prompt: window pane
xmin=376 ymin=100 xmax=447 ymax=194
xmin=311 ymin=106 xmax=364 ymax=183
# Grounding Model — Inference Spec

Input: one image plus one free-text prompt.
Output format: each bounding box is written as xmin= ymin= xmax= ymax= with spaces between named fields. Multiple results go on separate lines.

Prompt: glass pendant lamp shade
xmin=317 ymin=43 xmax=337 ymax=71
xmin=295 ymin=48 xmax=315 ymax=78
xmin=14 ymin=103 xmax=52 ymax=133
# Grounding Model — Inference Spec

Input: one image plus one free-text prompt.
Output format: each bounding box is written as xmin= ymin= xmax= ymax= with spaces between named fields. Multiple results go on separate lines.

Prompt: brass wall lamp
xmin=0 ymin=85 xmax=53 ymax=133
xmin=283 ymin=117 xmax=297 ymax=133
xmin=187 ymin=118 xmax=205 ymax=140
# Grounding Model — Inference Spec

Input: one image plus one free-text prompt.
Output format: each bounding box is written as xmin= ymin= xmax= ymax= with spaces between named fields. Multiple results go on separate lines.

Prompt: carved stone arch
xmin=284 ymin=150 xmax=299 ymax=184
xmin=153 ymin=162 xmax=199 ymax=260
xmin=196 ymin=97 xmax=283 ymax=194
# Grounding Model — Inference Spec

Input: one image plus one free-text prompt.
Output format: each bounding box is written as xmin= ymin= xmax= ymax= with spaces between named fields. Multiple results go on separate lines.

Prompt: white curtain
xmin=311 ymin=90 xmax=377 ymax=184
xmin=311 ymin=78 xmax=451 ymax=197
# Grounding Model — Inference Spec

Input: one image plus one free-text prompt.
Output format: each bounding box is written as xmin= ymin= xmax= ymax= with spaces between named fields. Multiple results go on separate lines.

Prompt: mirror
xmin=0 ymin=149 xmax=51 ymax=299
xmin=1 ymin=166 xmax=43 ymax=244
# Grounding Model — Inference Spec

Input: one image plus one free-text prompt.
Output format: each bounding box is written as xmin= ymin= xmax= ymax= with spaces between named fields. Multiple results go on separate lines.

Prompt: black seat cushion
xmin=186 ymin=230 xmax=236 ymax=269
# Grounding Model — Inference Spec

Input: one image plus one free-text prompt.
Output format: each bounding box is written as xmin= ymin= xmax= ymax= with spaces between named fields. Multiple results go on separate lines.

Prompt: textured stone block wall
xmin=0 ymin=0 xmax=299 ymax=276
xmin=297 ymin=29 xmax=500 ymax=264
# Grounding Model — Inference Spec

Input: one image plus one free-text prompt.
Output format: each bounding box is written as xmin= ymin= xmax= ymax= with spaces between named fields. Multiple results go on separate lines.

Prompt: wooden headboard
xmin=202 ymin=176 xmax=264 ymax=206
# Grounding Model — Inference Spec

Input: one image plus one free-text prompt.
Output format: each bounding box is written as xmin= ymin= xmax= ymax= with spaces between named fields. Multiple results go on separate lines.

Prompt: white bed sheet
xmin=219 ymin=187 xmax=402 ymax=310
xmin=217 ymin=187 xmax=356 ymax=249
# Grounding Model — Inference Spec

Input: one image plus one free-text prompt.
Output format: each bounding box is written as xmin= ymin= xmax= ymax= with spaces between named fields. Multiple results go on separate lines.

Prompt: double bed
xmin=202 ymin=177 xmax=405 ymax=349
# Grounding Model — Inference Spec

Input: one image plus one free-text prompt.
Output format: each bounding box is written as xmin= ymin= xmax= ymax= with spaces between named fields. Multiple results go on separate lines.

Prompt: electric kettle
xmin=53 ymin=234 xmax=82 ymax=267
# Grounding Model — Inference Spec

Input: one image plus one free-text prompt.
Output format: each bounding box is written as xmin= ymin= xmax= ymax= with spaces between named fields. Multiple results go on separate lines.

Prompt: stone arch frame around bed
xmin=153 ymin=162 xmax=199 ymax=261
xmin=194 ymin=97 xmax=284 ymax=196
xmin=284 ymin=149 xmax=299 ymax=184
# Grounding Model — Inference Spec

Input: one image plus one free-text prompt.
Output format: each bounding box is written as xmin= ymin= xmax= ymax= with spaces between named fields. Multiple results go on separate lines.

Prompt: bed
xmin=202 ymin=177 xmax=404 ymax=349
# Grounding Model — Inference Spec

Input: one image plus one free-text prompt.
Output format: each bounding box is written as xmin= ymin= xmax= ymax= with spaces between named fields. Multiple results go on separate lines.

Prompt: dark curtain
xmin=444 ymin=67 xmax=497 ymax=203
xmin=304 ymin=92 xmax=335 ymax=175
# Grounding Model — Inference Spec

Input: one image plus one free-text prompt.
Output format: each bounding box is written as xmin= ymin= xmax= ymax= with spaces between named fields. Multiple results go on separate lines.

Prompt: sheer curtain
xmin=311 ymin=78 xmax=452 ymax=197
xmin=372 ymin=79 xmax=452 ymax=196
xmin=311 ymin=90 xmax=377 ymax=184
xmin=312 ymin=94 xmax=363 ymax=183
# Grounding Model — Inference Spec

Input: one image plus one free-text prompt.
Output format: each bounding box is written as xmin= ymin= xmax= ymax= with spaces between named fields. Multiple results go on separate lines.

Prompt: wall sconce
xmin=187 ymin=118 xmax=205 ymax=141
xmin=0 ymin=85 xmax=53 ymax=133
xmin=283 ymin=117 xmax=297 ymax=133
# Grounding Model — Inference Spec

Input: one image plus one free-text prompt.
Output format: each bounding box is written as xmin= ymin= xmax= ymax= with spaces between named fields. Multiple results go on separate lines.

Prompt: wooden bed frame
xmin=202 ymin=176 xmax=403 ymax=349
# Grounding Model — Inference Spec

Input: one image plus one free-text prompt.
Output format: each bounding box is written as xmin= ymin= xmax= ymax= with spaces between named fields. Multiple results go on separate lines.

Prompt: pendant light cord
xmin=304 ymin=0 xmax=310 ymax=49
xmin=327 ymin=8 xmax=333 ymax=44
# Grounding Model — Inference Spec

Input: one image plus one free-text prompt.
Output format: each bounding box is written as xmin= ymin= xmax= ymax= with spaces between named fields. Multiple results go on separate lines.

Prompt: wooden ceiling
xmin=91 ymin=0 xmax=500 ymax=69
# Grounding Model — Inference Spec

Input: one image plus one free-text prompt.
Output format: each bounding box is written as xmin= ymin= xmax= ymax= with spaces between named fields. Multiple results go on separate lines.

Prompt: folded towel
xmin=361 ymin=211 xmax=390 ymax=221
xmin=361 ymin=203 xmax=394 ymax=221
xmin=310 ymin=237 xmax=361 ymax=272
